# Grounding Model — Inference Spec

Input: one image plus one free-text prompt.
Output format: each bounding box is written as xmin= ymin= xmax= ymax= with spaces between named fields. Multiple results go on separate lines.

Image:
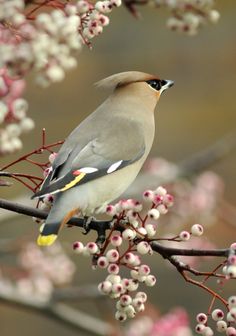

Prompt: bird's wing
xmin=32 ymin=121 xmax=145 ymax=199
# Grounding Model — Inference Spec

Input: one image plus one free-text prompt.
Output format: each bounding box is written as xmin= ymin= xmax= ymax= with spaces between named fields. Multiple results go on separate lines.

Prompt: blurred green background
xmin=1 ymin=1 xmax=236 ymax=335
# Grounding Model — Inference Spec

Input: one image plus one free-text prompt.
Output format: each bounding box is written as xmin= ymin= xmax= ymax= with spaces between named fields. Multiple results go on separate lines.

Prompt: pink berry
xmin=106 ymin=249 xmax=119 ymax=262
xmin=110 ymin=234 xmax=122 ymax=247
xmin=73 ymin=241 xmax=84 ymax=253
xmin=196 ymin=312 xmax=208 ymax=324
xmin=97 ymin=256 xmax=109 ymax=269
xmin=212 ymin=308 xmax=224 ymax=321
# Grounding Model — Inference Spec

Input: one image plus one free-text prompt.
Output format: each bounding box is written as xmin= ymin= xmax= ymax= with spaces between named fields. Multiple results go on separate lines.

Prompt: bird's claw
xmin=82 ymin=216 xmax=94 ymax=235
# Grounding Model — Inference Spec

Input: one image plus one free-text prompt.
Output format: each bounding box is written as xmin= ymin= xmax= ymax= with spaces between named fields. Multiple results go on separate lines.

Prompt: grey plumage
xmin=35 ymin=71 xmax=174 ymax=246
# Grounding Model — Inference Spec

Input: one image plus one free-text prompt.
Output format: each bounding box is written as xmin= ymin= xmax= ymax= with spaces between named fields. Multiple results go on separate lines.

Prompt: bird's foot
xmin=82 ymin=216 xmax=95 ymax=235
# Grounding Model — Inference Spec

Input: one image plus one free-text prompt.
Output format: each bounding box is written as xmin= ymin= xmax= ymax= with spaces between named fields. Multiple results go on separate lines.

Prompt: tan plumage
xmin=34 ymin=71 xmax=174 ymax=246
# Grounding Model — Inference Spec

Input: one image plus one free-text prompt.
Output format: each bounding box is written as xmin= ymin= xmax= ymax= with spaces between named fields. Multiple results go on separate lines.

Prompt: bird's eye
xmin=146 ymin=79 xmax=167 ymax=91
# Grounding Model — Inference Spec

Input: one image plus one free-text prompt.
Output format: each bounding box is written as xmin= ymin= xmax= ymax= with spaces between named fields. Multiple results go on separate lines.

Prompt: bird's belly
xmin=60 ymin=160 xmax=143 ymax=216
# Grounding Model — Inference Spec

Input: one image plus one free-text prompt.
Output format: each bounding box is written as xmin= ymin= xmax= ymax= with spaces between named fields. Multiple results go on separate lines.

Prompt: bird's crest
xmin=95 ymin=71 xmax=158 ymax=90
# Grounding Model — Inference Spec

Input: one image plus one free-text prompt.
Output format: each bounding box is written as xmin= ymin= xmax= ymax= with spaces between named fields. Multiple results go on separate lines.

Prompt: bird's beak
xmin=160 ymin=79 xmax=174 ymax=94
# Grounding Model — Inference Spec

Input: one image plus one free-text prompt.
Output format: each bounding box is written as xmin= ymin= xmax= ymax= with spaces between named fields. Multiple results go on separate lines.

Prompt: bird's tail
xmin=37 ymin=206 xmax=78 ymax=246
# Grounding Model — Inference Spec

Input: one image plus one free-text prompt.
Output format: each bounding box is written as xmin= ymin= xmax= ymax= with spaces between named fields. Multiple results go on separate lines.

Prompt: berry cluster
xmin=223 ymin=243 xmax=236 ymax=279
xmin=73 ymin=186 xmax=174 ymax=321
xmin=0 ymin=68 xmax=34 ymax=155
xmin=0 ymin=0 xmax=121 ymax=155
xmin=155 ymin=0 xmax=220 ymax=35
xmin=195 ymin=298 xmax=236 ymax=336
xmin=0 ymin=0 xmax=121 ymax=87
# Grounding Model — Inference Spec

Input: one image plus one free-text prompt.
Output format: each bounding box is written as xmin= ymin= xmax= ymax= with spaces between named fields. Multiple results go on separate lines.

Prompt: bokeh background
xmin=1 ymin=1 xmax=236 ymax=335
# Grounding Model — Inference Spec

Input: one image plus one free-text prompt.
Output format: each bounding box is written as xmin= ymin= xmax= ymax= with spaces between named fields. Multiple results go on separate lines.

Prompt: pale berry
xmin=115 ymin=311 xmax=127 ymax=322
xmin=191 ymin=224 xmax=204 ymax=236
xmin=120 ymin=294 xmax=132 ymax=306
xmin=137 ymin=241 xmax=150 ymax=255
xmin=122 ymin=228 xmax=136 ymax=241
xmin=110 ymin=234 xmax=122 ymax=247
xmin=148 ymin=208 xmax=160 ymax=220
xmin=195 ymin=324 xmax=206 ymax=334
xmin=106 ymin=249 xmax=119 ymax=262
xmin=107 ymin=263 xmax=119 ymax=274
xmin=196 ymin=312 xmax=208 ymax=324
xmin=97 ymin=256 xmax=109 ymax=269
xmin=212 ymin=308 xmax=224 ymax=321
xmin=73 ymin=241 xmax=84 ymax=253
xmin=216 ymin=320 xmax=227 ymax=332
xmin=86 ymin=242 xmax=99 ymax=254
xmin=226 ymin=327 xmax=236 ymax=336
xmin=145 ymin=275 xmax=156 ymax=286
xmin=179 ymin=231 xmax=191 ymax=241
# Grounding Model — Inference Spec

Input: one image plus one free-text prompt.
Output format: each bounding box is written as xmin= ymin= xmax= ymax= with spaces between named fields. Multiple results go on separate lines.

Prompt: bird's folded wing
xmin=32 ymin=126 xmax=145 ymax=199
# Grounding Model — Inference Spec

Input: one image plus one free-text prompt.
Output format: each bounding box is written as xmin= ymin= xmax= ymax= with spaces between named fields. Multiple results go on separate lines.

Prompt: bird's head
xmin=96 ymin=71 xmax=174 ymax=109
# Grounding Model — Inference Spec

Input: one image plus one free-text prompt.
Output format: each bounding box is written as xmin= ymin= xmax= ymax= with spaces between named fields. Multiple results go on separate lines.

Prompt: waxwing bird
xmin=33 ymin=71 xmax=174 ymax=246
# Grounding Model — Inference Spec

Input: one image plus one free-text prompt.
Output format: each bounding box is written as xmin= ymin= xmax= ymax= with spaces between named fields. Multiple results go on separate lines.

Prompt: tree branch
xmin=0 ymin=198 xmax=231 ymax=259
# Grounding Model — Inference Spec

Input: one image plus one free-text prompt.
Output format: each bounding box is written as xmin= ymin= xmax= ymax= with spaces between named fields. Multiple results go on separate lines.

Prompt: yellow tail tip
xmin=37 ymin=234 xmax=58 ymax=246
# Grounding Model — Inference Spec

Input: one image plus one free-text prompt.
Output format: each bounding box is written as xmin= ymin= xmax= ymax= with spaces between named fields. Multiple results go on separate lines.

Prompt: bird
xmin=33 ymin=71 xmax=174 ymax=246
